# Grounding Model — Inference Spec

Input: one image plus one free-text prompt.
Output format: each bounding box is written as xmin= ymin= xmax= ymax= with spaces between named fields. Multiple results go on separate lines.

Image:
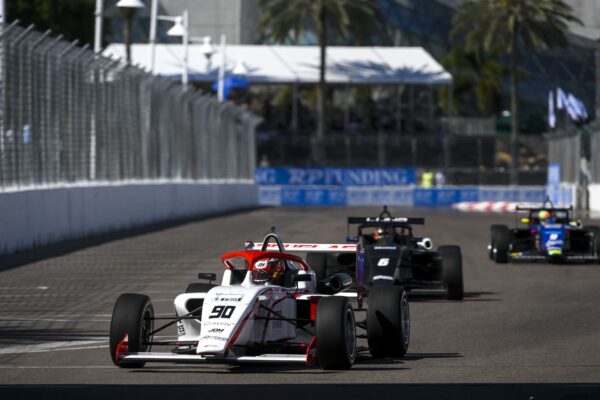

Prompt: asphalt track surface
xmin=0 ymin=207 xmax=599 ymax=399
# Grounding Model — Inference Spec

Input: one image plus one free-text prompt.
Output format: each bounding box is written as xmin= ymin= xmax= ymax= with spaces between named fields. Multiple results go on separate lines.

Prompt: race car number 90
xmin=209 ymin=305 xmax=236 ymax=319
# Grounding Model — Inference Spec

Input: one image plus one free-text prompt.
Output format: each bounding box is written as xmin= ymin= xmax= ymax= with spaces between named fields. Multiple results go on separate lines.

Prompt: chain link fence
xmin=257 ymin=133 xmax=548 ymax=185
xmin=0 ymin=23 xmax=259 ymax=190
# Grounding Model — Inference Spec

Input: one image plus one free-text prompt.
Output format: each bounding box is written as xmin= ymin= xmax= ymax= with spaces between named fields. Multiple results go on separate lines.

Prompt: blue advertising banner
xmin=258 ymin=185 xmax=549 ymax=206
xmin=413 ymin=187 xmax=479 ymax=206
xmin=347 ymin=187 xmax=413 ymax=206
xmin=280 ymin=186 xmax=347 ymax=206
xmin=256 ymin=168 xmax=416 ymax=186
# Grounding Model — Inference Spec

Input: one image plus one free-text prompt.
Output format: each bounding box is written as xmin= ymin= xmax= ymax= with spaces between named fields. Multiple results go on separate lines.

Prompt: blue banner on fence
xmin=258 ymin=185 xmax=549 ymax=206
xmin=413 ymin=187 xmax=479 ymax=206
xmin=256 ymin=168 xmax=416 ymax=186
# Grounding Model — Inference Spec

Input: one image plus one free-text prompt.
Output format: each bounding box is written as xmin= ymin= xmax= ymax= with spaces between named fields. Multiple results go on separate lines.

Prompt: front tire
xmin=367 ymin=285 xmax=410 ymax=358
xmin=489 ymin=225 xmax=504 ymax=260
xmin=493 ymin=225 xmax=511 ymax=264
xmin=439 ymin=245 xmax=464 ymax=300
xmin=316 ymin=296 xmax=356 ymax=370
xmin=109 ymin=293 xmax=154 ymax=368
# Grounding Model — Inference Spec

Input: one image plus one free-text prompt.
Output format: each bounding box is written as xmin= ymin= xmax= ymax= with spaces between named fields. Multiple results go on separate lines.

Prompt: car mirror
xmin=346 ymin=236 xmax=359 ymax=243
xmin=198 ymin=272 xmax=217 ymax=282
xmin=294 ymin=274 xmax=312 ymax=282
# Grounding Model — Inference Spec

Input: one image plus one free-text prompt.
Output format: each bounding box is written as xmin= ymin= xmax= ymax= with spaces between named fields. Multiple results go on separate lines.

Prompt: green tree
xmin=258 ymin=0 xmax=382 ymax=164
xmin=440 ymin=46 xmax=505 ymax=117
xmin=452 ymin=0 xmax=580 ymax=183
xmin=7 ymin=0 xmax=99 ymax=45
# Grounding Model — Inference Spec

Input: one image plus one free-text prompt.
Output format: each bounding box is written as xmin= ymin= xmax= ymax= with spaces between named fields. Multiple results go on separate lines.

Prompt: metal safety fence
xmin=257 ymin=133 xmax=548 ymax=185
xmin=547 ymin=132 xmax=580 ymax=184
xmin=0 ymin=23 xmax=259 ymax=190
xmin=591 ymin=130 xmax=600 ymax=184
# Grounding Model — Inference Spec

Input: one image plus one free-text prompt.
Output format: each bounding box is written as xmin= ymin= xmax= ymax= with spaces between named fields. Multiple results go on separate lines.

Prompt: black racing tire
xmin=109 ymin=293 xmax=154 ymax=368
xmin=367 ymin=285 xmax=410 ymax=358
xmin=439 ymin=245 xmax=464 ymax=300
xmin=489 ymin=225 xmax=505 ymax=260
xmin=587 ymin=226 xmax=600 ymax=263
xmin=185 ymin=283 xmax=216 ymax=293
xmin=307 ymin=252 xmax=328 ymax=282
xmin=316 ymin=296 xmax=356 ymax=370
xmin=493 ymin=225 xmax=511 ymax=264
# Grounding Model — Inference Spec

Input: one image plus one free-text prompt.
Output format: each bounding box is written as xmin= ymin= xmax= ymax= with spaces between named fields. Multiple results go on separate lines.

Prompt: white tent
xmin=103 ymin=44 xmax=452 ymax=85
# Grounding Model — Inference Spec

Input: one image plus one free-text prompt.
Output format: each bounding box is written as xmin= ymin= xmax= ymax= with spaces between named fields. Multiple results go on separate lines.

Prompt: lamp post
xmin=116 ymin=0 xmax=145 ymax=65
xmin=200 ymin=36 xmax=216 ymax=72
xmin=217 ymin=34 xmax=226 ymax=102
xmin=94 ymin=0 xmax=103 ymax=53
xmin=148 ymin=0 xmax=188 ymax=85
xmin=166 ymin=12 xmax=188 ymax=86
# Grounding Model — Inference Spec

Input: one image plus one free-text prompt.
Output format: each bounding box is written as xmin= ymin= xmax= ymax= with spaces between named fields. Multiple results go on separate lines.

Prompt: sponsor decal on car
xmin=212 ymin=296 xmax=243 ymax=302
xmin=202 ymin=321 xmax=235 ymax=327
xmin=200 ymin=335 xmax=228 ymax=342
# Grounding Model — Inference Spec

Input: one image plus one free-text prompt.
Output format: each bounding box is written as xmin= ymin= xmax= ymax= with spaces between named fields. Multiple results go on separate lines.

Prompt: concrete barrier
xmin=0 ymin=181 xmax=258 ymax=255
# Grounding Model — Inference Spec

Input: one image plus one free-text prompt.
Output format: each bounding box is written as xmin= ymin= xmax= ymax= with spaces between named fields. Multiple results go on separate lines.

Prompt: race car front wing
xmin=121 ymin=352 xmax=309 ymax=364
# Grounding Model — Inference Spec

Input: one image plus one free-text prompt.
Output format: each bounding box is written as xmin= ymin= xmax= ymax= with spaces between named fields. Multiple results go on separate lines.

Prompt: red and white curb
xmin=452 ymin=201 xmax=518 ymax=213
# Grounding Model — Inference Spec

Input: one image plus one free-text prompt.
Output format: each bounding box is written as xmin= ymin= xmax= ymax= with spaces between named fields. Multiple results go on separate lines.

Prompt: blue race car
xmin=489 ymin=199 xmax=600 ymax=264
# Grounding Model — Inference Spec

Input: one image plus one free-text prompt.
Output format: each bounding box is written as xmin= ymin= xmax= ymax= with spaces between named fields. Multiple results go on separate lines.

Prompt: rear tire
xmin=316 ymin=297 xmax=356 ymax=370
xmin=307 ymin=252 xmax=328 ymax=282
xmin=493 ymin=225 xmax=511 ymax=264
xmin=109 ymin=293 xmax=154 ymax=368
xmin=587 ymin=226 xmax=600 ymax=263
xmin=439 ymin=245 xmax=464 ymax=300
xmin=367 ymin=285 xmax=410 ymax=358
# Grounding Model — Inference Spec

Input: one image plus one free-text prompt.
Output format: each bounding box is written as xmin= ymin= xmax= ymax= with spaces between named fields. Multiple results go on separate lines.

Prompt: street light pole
xmin=0 ymin=0 xmax=5 ymax=24
xmin=117 ymin=0 xmax=145 ymax=65
xmin=217 ymin=34 xmax=226 ymax=102
xmin=182 ymin=10 xmax=189 ymax=86
xmin=94 ymin=0 xmax=103 ymax=53
xmin=149 ymin=0 xmax=158 ymax=73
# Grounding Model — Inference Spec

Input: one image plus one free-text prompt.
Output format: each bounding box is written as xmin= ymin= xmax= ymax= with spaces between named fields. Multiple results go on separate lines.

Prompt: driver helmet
xmin=538 ymin=210 xmax=551 ymax=223
xmin=252 ymin=258 xmax=286 ymax=285
xmin=373 ymin=227 xmax=393 ymax=243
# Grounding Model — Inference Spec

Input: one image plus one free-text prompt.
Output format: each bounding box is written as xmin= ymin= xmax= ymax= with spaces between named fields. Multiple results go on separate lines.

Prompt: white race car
xmin=109 ymin=231 xmax=410 ymax=370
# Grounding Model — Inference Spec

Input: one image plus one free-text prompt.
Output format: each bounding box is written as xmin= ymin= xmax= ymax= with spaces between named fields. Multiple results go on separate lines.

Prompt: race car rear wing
xmin=515 ymin=205 xmax=573 ymax=211
xmin=515 ymin=196 xmax=572 ymax=212
xmin=347 ymin=217 xmax=425 ymax=225
xmin=248 ymin=242 xmax=356 ymax=253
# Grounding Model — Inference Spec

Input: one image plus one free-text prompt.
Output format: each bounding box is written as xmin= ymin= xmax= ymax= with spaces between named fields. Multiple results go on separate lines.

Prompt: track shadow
xmin=0 ymin=206 xmax=262 ymax=272
xmin=131 ymin=352 xmax=457 ymax=375
xmin=402 ymin=352 xmax=462 ymax=361
xmin=2 ymin=383 xmax=599 ymax=400
xmin=0 ymin=328 xmax=107 ymax=344
xmin=407 ymin=290 xmax=500 ymax=302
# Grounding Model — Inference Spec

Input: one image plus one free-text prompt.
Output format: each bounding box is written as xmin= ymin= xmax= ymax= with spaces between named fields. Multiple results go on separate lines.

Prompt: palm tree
xmin=258 ymin=0 xmax=382 ymax=164
xmin=452 ymin=0 xmax=580 ymax=184
xmin=440 ymin=46 xmax=505 ymax=117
